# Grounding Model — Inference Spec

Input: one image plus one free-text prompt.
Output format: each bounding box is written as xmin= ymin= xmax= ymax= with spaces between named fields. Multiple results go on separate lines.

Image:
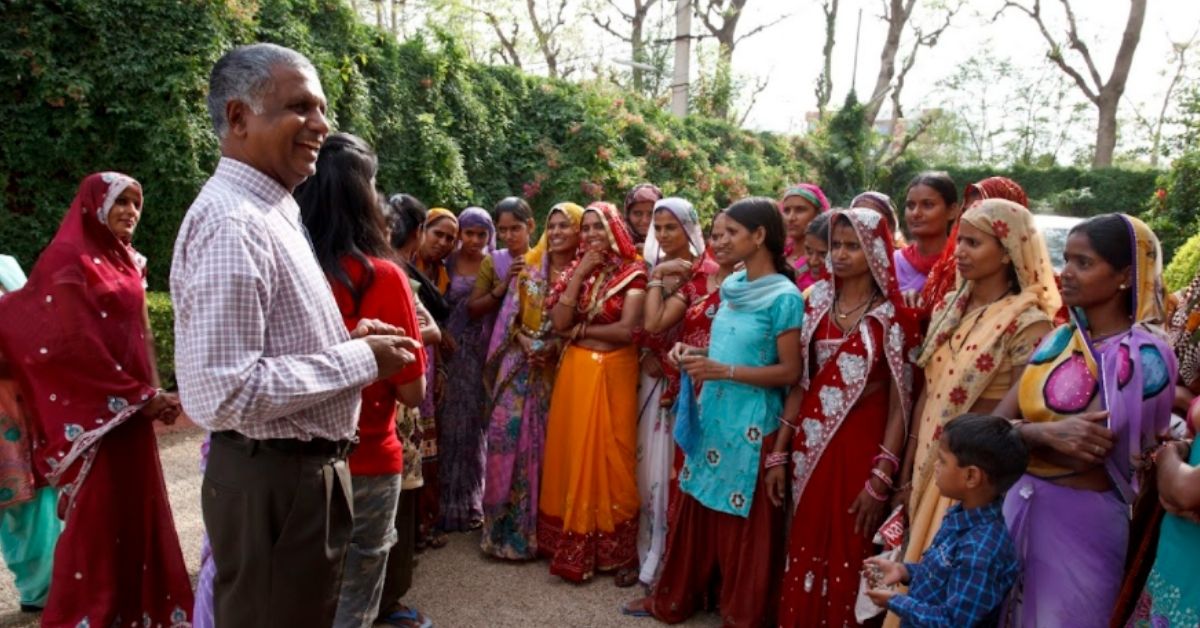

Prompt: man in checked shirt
xmin=171 ymin=43 xmax=420 ymax=627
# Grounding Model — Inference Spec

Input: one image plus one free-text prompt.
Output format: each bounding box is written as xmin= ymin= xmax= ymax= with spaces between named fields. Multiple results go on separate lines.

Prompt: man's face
xmin=231 ymin=64 xmax=329 ymax=190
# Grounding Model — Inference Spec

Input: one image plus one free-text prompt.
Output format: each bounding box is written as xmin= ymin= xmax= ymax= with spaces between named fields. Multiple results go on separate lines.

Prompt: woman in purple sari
xmin=438 ymin=207 xmax=496 ymax=531
xmin=479 ymin=202 xmax=583 ymax=559
xmin=994 ymin=214 xmax=1176 ymax=626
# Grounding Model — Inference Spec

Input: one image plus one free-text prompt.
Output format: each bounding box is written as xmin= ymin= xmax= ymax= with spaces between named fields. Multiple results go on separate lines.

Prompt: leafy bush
xmin=878 ymin=164 xmax=1159 ymax=220
xmin=0 ymin=0 xmax=809 ymax=290
xmin=1143 ymin=149 xmax=1200 ymax=260
xmin=146 ymin=291 xmax=176 ymax=390
xmin=0 ymin=0 xmax=1166 ymax=289
xmin=1165 ymin=232 xmax=1200 ymax=293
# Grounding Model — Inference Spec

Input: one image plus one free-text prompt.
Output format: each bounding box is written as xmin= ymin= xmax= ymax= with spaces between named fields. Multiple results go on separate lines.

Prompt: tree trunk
xmin=631 ymin=16 xmax=645 ymax=91
xmin=863 ymin=0 xmax=914 ymax=128
xmin=1094 ymin=93 xmax=1119 ymax=168
xmin=816 ymin=0 xmax=838 ymax=114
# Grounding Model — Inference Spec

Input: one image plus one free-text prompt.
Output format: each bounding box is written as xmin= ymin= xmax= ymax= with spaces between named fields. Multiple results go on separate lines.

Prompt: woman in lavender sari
xmin=994 ymin=214 xmax=1176 ymax=626
xmin=438 ymin=207 xmax=496 ymax=531
xmin=480 ymin=203 xmax=583 ymax=559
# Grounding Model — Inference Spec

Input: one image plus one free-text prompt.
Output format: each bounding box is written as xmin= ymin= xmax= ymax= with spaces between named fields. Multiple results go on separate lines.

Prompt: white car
xmin=1032 ymin=214 xmax=1084 ymax=273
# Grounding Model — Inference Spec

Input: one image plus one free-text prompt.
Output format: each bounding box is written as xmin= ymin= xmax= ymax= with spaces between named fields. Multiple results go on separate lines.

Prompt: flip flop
xmin=380 ymin=607 xmax=434 ymax=628
xmin=620 ymin=599 xmax=652 ymax=618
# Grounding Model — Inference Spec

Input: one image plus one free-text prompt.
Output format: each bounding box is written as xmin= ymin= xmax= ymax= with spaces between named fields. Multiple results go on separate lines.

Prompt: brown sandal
xmin=614 ymin=568 xmax=640 ymax=588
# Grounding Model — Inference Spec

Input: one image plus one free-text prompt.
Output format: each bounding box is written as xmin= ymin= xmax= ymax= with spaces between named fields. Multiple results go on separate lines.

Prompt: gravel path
xmin=0 ymin=424 xmax=722 ymax=627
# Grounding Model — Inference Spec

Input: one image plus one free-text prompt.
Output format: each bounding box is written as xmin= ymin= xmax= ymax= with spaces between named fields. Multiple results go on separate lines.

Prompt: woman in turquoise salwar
xmin=0 ymin=255 xmax=61 ymax=613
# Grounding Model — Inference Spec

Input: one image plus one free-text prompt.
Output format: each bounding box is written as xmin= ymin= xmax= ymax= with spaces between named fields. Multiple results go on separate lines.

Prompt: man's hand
xmin=864 ymin=556 xmax=909 ymax=587
xmin=866 ymin=588 xmax=899 ymax=607
xmin=365 ymin=335 xmax=418 ymax=379
xmin=351 ymin=318 xmax=406 ymax=339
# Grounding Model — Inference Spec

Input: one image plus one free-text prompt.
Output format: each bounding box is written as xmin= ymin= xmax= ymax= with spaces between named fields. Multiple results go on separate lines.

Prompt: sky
xmin=729 ymin=0 xmax=1200 ymax=136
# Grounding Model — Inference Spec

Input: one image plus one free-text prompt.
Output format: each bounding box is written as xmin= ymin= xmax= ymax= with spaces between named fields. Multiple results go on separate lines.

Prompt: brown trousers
xmin=203 ymin=433 xmax=354 ymax=628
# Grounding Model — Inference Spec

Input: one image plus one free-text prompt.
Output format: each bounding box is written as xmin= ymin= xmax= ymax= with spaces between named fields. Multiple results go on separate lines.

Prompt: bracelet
xmin=864 ymin=479 xmax=890 ymax=502
xmin=765 ymin=452 xmax=790 ymax=469
xmin=879 ymin=444 xmax=900 ymax=464
xmin=647 ymin=280 xmax=665 ymax=289
xmin=557 ymin=297 xmax=577 ymax=308
xmin=779 ymin=416 xmax=800 ymax=430
xmin=579 ymin=322 xmax=588 ymax=339
xmin=727 ymin=364 xmax=735 ymax=380
xmin=870 ymin=467 xmax=895 ymax=488
xmin=872 ymin=451 xmax=900 ymax=473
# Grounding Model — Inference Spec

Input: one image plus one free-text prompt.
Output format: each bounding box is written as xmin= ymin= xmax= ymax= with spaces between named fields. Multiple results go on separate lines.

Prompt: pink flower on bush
xmin=522 ymin=181 xmax=542 ymax=199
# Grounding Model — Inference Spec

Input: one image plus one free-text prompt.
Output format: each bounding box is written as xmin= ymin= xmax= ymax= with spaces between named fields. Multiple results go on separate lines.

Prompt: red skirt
xmin=650 ymin=433 xmax=786 ymax=627
xmin=41 ymin=417 xmax=193 ymax=627
xmin=778 ymin=385 xmax=888 ymax=627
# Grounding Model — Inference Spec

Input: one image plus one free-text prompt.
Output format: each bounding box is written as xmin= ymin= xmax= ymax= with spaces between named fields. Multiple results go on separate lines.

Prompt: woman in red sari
xmin=0 ymin=172 xmax=193 ymax=627
xmin=539 ymin=201 xmax=647 ymax=583
xmin=773 ymin=208 xmax=920 ymax=627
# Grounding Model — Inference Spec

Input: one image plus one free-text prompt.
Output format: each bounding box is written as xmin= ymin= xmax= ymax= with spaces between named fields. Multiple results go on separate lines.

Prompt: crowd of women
xmin=0 ymin=129 xmax=1198 ymax=628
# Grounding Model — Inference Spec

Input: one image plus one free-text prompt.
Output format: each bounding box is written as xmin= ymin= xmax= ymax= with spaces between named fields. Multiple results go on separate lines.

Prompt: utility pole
xmin=670 ymin=0 xmax=691 ymax=117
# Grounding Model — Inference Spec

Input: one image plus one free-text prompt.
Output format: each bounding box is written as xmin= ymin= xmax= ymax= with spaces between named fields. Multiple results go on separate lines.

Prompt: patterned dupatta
xmin=921 ymin=177 xmax=1028 ymax=314
xmin=790 ymin=208 xmax=919 ymax=507
xmin=546 ymin=202 xmax=646 ymax=331
xmin=1168 ymin=269 xmax=1200 ymax=387
xmin=1018 ymin=214 xmax=1176 ymax=504
xmin=911 ymin=199 xmax=1060 ymax=495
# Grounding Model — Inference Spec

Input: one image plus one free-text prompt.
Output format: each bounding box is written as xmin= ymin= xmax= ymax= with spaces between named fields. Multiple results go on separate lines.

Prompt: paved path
xmin=0 ymin=425 xmax=722 ymax=627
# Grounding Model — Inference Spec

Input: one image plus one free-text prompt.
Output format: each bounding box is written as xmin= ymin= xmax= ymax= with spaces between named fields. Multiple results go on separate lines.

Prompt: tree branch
xmin=1057 ymin=0 xmax=1104 ymax=89
xmin=999 ymin=0 xmax=1099 ymax=103
xmin=734 ymin=12 xmax=791 ymax=45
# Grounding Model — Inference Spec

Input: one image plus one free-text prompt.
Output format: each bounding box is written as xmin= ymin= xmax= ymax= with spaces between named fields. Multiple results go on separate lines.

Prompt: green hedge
xmin=876 ymin=164 xmax=1161 ymax=219
xmin=1166 ymin=232 xmax=1200 ymax=293
xmin=0 ymin=0 xmax=810 ymax=291
xmin=146 ymin=292 xmax=176 ymax=390
xmin=0 ymin=0 xmax=1169 ymax=291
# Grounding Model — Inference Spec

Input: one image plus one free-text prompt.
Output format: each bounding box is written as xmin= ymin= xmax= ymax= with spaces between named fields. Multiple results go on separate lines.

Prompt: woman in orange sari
xmin=539 ymin=202 xmax=647 ymax=583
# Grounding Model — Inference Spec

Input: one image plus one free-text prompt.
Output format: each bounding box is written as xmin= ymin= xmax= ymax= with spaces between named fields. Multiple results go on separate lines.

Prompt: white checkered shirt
xmin=170 ymin=158 xmax=377 ymax=441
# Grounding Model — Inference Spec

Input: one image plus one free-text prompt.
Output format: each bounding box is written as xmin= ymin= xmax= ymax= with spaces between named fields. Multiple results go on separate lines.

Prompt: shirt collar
xmin=214 ymin=157 xmax=302 ymax=227
xmin=942 ymin=500 xmax=1004 ymax=532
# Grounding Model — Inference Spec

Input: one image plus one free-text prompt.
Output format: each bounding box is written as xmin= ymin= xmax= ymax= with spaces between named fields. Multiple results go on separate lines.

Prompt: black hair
xmin=725 ymin=197 xmax=795 ymax=282
xmin=906 ymin=171 xmax=959 ymax=208
xmin=387 ymin=193 xmax=428 ymax=250
xmin=493 ymin=196 xmax=534 ymax=224
xmin=1069 ymin=213 xmax=1133 ymax=272
xmin=295 ymin=133 xmax=389 ymax=318
xmin=1070 ymin=214 xmax=1135 ymax=314
xmin=806 ymin=211 xmax=832 ymax=241
xmin=942 ymin=413 xmax=1029 ymax=494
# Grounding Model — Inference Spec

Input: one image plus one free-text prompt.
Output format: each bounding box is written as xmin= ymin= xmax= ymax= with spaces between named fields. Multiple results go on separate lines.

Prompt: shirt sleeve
xmin=886 ymin=540 xmax=1013 ymax=627
xmin=374 ymin=262 xmax=426 ymax=386
xmin=173 ymin=217 xmax=377 ymax=432
xmin=475 ymin=254 xmax=499 ymax=294
xmin=772 ymin=292 xmax=805 ymax=337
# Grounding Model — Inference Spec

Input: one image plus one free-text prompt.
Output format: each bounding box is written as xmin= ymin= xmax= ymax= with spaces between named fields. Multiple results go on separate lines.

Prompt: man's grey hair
xmin=206 ymin=43 xmax=316 ymax=139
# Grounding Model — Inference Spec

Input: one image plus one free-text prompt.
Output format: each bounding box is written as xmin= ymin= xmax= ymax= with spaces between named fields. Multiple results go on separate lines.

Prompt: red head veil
xmin=0 ymin=172 xmax=157 ymax=498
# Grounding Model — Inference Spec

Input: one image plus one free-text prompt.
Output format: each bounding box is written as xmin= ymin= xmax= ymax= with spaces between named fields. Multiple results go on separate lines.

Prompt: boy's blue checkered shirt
xmin=888 ymin=500 xmax=1020 ymax=627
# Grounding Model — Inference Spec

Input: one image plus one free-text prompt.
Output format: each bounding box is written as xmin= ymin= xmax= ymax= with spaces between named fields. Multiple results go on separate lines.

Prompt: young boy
xmin=866 ymin=413 xmax=1027 ymax=627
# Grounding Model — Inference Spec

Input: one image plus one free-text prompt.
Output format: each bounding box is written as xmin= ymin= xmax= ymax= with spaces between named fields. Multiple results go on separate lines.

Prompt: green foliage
xmin=145 ymin=291 xmax=176 ymax=390
xmin=0 ymin=0 xmax=810 ymax=288
xmin=1143 ymin=149 xmax=1200 ymax=260
xmin=877 ymin=163 xmax=1160 ymax=221
xmin=1165 ymin=232 xmax=1200 ymax=293
xmin=809 ymin=92 xmax=872 ymax=204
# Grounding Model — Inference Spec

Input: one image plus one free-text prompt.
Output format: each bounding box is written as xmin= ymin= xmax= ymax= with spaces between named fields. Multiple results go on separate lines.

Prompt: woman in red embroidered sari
xmin=0 ymin=172 xmax=193 ymax=627
xmin=539 ymin=201 xmax=647 ymax=583
xmin=774 ymin=208 xmax=920 ymax=627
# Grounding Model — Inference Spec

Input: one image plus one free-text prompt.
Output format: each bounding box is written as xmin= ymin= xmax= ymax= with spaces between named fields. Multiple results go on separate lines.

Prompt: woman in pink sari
xmin=0 ymin=172 xmax=193 ymax=627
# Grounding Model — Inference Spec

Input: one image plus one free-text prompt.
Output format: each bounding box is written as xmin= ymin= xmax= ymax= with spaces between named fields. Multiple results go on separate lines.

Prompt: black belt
xmin=214 ymin=430 xmax=355 ymax=459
